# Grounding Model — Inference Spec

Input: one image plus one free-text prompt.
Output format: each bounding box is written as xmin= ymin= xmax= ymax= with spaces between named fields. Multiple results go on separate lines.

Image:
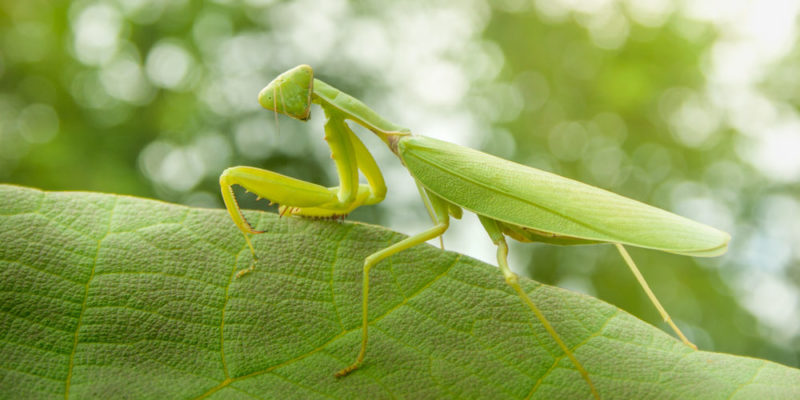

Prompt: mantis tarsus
xmin=219 ymin=64 xmax=730 ymax=398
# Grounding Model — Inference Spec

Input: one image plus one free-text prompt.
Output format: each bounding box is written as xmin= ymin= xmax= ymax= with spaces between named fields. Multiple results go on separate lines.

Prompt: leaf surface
xmin=1 ymin=184 xmax=797 ymax=399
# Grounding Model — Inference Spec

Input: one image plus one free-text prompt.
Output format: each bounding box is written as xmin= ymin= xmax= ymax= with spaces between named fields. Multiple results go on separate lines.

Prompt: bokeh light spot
xmin=71 ymin=3 xmax=122 ymax=66
xmin=548 ymin=121 xmax=587 ymax=162
xmin=17 ymin=103 xmax=59 ymax=144
xmin=145 ymin=41 xmax=194 ymax=90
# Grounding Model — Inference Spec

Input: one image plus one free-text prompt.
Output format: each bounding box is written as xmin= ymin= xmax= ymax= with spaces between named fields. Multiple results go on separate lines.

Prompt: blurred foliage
xmin=1 ymin=0 xmax=798 ymax=371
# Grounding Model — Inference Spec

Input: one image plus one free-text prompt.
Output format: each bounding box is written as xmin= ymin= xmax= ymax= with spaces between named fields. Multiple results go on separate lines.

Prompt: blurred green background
xmin=1 ymin=0 xmax=799 ymax=368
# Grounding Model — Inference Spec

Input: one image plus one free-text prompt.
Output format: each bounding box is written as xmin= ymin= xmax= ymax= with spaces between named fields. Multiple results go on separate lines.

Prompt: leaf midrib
xmin=194 ymin=244 xmax=463 ymax=398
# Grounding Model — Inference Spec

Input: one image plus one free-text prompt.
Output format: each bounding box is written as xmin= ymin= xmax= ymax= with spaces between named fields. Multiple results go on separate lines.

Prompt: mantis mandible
xmin=219 ymin=65 xmax=730 ymax=398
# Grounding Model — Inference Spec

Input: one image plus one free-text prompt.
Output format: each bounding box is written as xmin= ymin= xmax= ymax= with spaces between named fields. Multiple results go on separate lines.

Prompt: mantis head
xmin=258 ymin=64 xmax=314 ymax=121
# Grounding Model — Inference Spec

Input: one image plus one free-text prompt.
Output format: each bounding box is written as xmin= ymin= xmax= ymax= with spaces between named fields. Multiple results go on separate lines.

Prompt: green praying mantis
xmin=219 ymin=64 xmax=730 ymax=398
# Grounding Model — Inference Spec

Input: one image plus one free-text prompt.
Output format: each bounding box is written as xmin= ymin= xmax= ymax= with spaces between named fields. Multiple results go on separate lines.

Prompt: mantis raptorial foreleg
xmin=219 ymin=166 xmax=369 ymax=277
xmin=219 ymin=106 xmax=387 ymax=277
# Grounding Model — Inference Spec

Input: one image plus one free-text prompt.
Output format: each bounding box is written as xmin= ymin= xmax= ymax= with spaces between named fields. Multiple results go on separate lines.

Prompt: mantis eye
xmin=258 ymin=64 xmax=314 ymax=121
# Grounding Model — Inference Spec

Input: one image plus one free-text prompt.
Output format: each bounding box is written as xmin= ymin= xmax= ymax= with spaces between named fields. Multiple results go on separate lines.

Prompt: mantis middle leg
xmin=335 ymin=189 xmax=451 ymax=377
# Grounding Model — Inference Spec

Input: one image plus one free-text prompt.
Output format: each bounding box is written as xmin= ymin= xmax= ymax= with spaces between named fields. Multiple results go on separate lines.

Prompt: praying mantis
xmin=219 ymin=64 xmax=730 ymax=398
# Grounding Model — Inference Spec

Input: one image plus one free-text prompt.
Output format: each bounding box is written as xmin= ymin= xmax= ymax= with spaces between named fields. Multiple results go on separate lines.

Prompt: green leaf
xmin=1 ymin=184 xmax=798 ymax=400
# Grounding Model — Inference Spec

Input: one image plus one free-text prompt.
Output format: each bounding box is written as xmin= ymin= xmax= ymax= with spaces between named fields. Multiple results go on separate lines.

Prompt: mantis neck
xmin=312 ymin=79 xmax=411 ymax=147
xmin=386 ymin=133 xmax=409 ymax=157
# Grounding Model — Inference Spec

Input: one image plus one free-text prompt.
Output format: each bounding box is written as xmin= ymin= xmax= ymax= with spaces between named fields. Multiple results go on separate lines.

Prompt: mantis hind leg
xmin=614 ymin=243 xmax=697 ymax=349
xmin=335 ymin=190 xmax=451 ymax=378
xmin=478 ymin=216 xmax=600 ymax=400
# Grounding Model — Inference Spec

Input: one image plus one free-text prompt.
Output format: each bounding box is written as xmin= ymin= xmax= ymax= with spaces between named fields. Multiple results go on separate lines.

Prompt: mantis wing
xmin=397 ymin=135 xmax=730 ymax=257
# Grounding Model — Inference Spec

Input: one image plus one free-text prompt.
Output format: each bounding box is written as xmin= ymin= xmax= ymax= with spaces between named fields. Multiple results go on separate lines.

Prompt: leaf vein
xmin=64 ymin=197 xmax=117 ymax=400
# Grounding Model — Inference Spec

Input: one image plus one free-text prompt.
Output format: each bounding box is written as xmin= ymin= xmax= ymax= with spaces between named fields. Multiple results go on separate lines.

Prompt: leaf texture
xmin=0 ymin=184 xmax=796 ymax=399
